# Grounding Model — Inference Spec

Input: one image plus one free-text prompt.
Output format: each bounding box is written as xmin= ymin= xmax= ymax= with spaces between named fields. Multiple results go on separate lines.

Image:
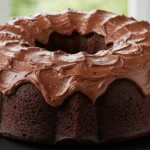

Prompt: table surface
xmin=0 ymin=135 xmax=150 ymax=150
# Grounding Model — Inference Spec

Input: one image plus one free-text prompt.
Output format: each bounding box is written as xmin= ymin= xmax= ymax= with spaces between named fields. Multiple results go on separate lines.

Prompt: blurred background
xmin=0 ymin=0 xmax=149 ymax=24
xmin=11 ymin=0 xmax=128 ymax=18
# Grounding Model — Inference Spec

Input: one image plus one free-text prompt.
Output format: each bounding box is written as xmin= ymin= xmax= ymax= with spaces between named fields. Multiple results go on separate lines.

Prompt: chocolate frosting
xmin=0 ymin=10 xmax=150 ymax=107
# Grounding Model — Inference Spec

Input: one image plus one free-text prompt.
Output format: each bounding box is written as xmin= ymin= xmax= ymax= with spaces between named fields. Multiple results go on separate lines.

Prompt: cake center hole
xmin=35 ymin=32 xmax=112 ymax=54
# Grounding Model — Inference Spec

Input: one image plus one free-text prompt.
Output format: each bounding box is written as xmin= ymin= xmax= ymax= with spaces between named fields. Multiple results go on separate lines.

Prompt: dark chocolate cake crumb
xmin=35 ymin=32 xmax=107 ymax=54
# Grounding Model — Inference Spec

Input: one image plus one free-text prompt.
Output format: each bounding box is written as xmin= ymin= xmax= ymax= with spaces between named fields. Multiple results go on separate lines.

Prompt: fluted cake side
xmin=0 ymin=79 xmax=150 ymax=144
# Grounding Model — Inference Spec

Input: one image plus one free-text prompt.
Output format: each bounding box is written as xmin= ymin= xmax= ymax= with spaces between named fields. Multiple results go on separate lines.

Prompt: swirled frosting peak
xmin=0 ymin=10 xmax=150 ymax=107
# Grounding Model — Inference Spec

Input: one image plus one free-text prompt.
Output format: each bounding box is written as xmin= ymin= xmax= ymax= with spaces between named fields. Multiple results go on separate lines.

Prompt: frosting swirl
xmin=0 ymin=10 xmax=150 ymax=107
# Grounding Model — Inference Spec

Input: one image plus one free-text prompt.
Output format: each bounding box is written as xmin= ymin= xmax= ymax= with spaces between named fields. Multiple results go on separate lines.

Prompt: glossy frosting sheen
xmin=0 ymin=10 xmax=150 ymax=107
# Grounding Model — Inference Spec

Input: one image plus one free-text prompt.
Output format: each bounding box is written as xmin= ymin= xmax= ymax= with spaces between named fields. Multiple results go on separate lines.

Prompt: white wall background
xmin=128 ymin=0 xmax=150 ymax=21
xmin=0 ymin=0 xmax=10 ymax=24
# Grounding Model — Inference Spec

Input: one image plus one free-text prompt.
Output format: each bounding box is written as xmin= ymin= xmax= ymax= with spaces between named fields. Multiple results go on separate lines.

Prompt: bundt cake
xmin=0 ymin=9 xmax=150 ymax=145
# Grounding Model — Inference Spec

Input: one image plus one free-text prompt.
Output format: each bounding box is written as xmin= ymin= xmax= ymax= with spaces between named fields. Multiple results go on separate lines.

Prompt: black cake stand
xmin=0 ymin=135 xmax=150 ymax=150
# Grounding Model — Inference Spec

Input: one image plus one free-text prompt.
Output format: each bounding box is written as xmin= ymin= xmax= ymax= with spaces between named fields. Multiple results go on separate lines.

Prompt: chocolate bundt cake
xmin=0 ymin=10 xmax=150 ymax=145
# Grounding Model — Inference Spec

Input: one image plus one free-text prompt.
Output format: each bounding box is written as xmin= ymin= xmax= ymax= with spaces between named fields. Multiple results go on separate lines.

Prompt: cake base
xmin=0 ymin=135 xmax=150 ymax=150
